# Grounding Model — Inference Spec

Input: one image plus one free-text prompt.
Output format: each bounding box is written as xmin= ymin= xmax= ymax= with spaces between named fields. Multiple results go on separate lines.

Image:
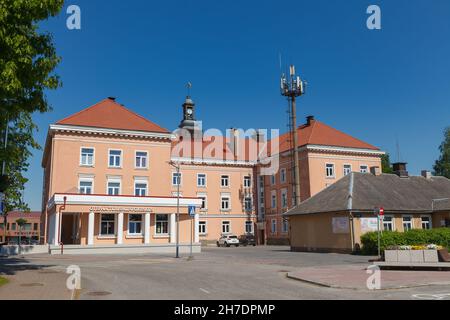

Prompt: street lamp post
xmin=169 ymin=161 xmax=181 ymax=258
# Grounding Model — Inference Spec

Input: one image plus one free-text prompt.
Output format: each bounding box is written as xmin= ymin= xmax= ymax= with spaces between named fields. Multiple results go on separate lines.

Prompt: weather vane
xmin=185 ymin=82 xmax=192 ymax=97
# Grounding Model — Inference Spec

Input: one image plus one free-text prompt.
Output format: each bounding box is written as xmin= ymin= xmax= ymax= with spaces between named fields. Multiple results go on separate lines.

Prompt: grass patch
xmin=0 ymin=276 xmax=9 ymax=287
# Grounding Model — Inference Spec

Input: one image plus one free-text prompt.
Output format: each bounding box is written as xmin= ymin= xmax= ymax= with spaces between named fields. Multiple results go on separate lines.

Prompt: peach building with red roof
xmin=40 ymin=96 xmax=383 ymax=252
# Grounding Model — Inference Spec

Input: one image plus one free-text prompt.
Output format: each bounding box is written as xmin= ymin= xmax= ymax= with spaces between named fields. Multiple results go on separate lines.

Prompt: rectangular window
xmin=155 ymin=214 xmax=169 ymax=235
xmin=100 ymin=214 xmax=115 ymax=236
xmin=221 ymin=175 xmax=229 ymax=187
xmin=259 ymin=176 xmax=264 ymax=188
xmin=244 ymin=176 xmax=251 ymax=188
xmin=270 ymin=174 xmax=276 ymax=185
xmin=245 ymin=221 xmax=253 ymax=234
xmin=134 ymin=182 xmax=147 ymax=196
xmin=222 ymin=221 xmax=231 ymax=234
xmin=271 ymin=192 xmax=277 ymax=209
xmin=383 ymin=216 xmax=394 ymax=231
xmin=33 ymin=223 xmax=38 ymax=231
xmin=421 ymin=216 xmax=431 ymax=230
xmin=197 ymin=173 xmax=206 ymax=187
xmin=281 ymin=189 xmax=288 ymax=208
xmin=135 ymin=151 xmax=148 ymax=168
xmin=198 ymin=194 xmax=207 ymax=210
xmin=80 ymin=148 xmax=94 ymax=166
xmin=343 ymin=164 xmax=352 ymax=176
xmin=326 ymin=163 xmax=335 ymax=178
xmin=221 ymin=196 xmax=230 ymax=211
xmin=109 ymin=150 xmax=122 ymax=168
xmin=280 ymin=169 xmax=287 ymax=183
xmin=172 ymin=172 xmax=181 ymax=186
xmin=79 ymin=180 xmax=93 ymax=194
xmin=244 ymin=197 xmax=252 ymax=211
xmin=128 ymin=214 xmax=142 ymax=235
xmin=282 ymin=219 xmax=289 ymax=233
xmin=23 ymin=223 xmax=32 ymax=231
xmin=107 ymin=182 xmax=120 ymax=195
xmin=271 ymin=219 xmax=277 ymax=233
xmin=199 ymin=221 xmax=207 ymax=235
xmin=360 ymin=165 xmax=369 ymax=173
xmin=402 ymin=216 xmax=412 ymax=231
xmin=11 ymin=223 xmax=16 ymax=231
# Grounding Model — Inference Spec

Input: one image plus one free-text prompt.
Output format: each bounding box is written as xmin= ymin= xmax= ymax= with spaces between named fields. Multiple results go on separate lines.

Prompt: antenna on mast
xmin=185 ymin=82 xmax=192 ymax=97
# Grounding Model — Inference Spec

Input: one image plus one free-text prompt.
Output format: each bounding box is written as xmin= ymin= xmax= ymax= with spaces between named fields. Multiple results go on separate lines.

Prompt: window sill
xmin=126 ymin=234 xmax=143 ymax=239
xmin=108 ymin=166 xmax=122 ymax=169
xmin=153 ymin=235 xmax=170 ymax=238
xmin=97 ymin=235 xmax=116 ymax=239
xmin=220 ymin=210 xmax=231 ymax=213
xmin=79 ymin=164 xmax=95 ymax=168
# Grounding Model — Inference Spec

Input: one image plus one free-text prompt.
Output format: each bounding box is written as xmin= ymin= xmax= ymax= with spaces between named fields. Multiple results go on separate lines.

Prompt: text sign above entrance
xmin=89 ymin=206 xmax=153 ymax=213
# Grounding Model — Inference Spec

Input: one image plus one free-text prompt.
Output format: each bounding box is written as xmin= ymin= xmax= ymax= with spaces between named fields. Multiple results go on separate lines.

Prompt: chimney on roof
xmin=370 ymin=166 xmax=382 ymax=176
xmin=306 ymin=115 xmax=314 ymax=125
xmin=107 ymin=97 xmax=116 ymax=101
xmin=230 ymin=128 xmax=240 ymax=158
xmin=421 ymin=170 xmax=432 ymax=179
xmin=393 ymin=162 xmax=409 ymax=178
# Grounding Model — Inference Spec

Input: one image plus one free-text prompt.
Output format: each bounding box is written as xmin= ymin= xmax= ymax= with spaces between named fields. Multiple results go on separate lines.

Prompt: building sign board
xmin=332 ymin=217 xmax=349 ymax=234
xmin=89 ymin=207 xmax=153 ymax=213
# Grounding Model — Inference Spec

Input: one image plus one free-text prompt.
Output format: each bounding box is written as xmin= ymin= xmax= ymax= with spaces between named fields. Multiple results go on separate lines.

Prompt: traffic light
xmin=0 ymin=175 xmax=9 ymax=193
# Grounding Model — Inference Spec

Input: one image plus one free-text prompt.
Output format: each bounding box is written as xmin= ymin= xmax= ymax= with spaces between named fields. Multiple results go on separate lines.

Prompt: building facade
xmin=41 ymin=96 xmax=383 ymax=251
xmin=0 ymin=211 xmax=41 ymax=244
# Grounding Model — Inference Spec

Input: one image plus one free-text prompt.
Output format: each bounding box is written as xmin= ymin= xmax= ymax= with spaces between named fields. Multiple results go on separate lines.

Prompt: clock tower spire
xmin=178 ymin=82 xmax=202 ymax=138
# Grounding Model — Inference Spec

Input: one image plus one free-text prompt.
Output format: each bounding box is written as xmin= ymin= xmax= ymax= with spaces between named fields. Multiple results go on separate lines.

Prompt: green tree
xmin=0 ymin=0 xmax=64 ymax=211
xmin=433 ymin=127 xmax=450 ymax=178
xmin=381 ymin=153 xmax=393 ymax=174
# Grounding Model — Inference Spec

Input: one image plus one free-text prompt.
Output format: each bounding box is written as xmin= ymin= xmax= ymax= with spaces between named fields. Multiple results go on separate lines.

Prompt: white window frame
xmin=80 ymin=147 xmax=95 ymax=167
xmin=281 ymin=188 xmax=288 ymax=209
xmin=222 ymin=221 xmax=231 ymax=234
xmin=383 ymin=215 xmax=395 ymax=231
xmin=128 ymin=214 xmax=143 ymax=235
xmin=325 ymin=163 xmax=335 ymax=178
xmin=155 ymin=214 xmax=169 ymax=236
xmin=360 ymin=164 xmax=369 ymax=173
xmin=421 ymin=215 xmax=432 ymax=230
xmin=282 ymin=219 xmax=289 ymax=233
xmin=106 ymin=178 xmax=121 ymax=196
xmin=99 ymin=213 xmax=116 ymax=237
xmin=402 ymin=215 xmax=413 ymax=231
xmin=271 ymin=219 xmax=277 ymax=234
xmin=197 ymin=192 xmax=207 ymax=211
xmin=243 ymin=175 xmax=251 ymax=188
xmin=135 ymin=151 xmax=148 ymax=169
xmin=343 ymin=164 xmax=352 ymax=176
xmin=221 ymin=175 xmax=230 ymax=187
xmin=172 ymin=172 xmax=182 ymax=186
xmin=108 ymin=149 xmax=122 ymax=168
xmin=78 ymin=178 xmax=94 ymax=194
xmin=197 ymin=173 xmax=207 ymax=187
xmin=245 ymin=221 xmax=253 ymax=234
xmin=134 ymin=180 xmax=148 ymax=196
xmin=271 ymin=191 xmax=277 ymax=209
xmin=199 ymin=221 xmax=207 ymax=235
xmin=244 ymin=196 xmax=252 ymax=211
xmin=221 ymin=194 xmax=231 ymax=211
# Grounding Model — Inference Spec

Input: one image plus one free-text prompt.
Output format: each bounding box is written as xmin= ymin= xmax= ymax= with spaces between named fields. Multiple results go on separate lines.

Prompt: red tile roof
xmin=277 ymin=119 xmax=379 ymax=153
xmin=56 ymin=98 xmax=169 ymax=133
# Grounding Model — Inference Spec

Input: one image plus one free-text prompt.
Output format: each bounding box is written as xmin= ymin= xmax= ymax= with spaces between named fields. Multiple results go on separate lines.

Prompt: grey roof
xmin=285 ymin=173 xmax=450 ymax=216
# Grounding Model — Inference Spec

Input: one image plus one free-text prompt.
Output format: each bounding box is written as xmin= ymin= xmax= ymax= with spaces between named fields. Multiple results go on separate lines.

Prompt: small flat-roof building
xmin=285 ymin=164 xmax=450 ymax=253
xmin=0 ymin=211 xmax=41 ymax=244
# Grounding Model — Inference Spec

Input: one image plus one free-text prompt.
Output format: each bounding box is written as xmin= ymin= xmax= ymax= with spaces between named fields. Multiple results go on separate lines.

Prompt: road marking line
xmin=199 ymin=288 xmax=210 ymax=294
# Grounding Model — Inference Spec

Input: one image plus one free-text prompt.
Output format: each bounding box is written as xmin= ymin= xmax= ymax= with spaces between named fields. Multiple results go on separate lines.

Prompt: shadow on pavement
xmin=0 ymin=256 xmax=54 ymax=276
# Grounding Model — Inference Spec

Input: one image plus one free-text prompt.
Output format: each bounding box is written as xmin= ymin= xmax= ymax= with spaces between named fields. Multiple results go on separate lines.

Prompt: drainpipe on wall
xmin=349 ymin=212 xmax=355 ymax=252
xmin=57 ymin=196 xmax=67 ymax=246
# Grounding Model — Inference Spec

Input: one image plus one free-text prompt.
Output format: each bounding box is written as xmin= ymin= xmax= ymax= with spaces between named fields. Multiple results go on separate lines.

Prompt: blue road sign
xmin=188 ymin=205 xmax=196 ymax=217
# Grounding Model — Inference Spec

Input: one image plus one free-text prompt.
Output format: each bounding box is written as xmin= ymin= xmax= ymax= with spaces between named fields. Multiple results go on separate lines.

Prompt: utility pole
xmin=169 ymin=161 xmax=181 ymax=258
xmin=1 ymin=116 xmax=9 ymax=243
xmin=280 ymin=65 xmax=306 ymax=207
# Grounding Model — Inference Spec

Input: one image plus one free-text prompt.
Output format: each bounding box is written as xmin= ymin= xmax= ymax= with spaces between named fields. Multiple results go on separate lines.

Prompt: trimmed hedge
xmin=360 ymin=228 xmax=450 ymax=255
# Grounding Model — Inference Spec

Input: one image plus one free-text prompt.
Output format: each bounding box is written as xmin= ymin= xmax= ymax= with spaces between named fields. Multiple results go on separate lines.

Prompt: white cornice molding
xmin=48 ymin=193 xmax=202 ymax=209
xmin=170 ymin=156 xmax=256 ymax=167
xmin=49 ymin=124 xmax=174 ymax=140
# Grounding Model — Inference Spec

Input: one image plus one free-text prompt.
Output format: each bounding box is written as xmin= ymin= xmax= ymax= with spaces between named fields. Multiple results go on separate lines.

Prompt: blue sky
xmin=25 ymin=0 xmax=450 ymax=210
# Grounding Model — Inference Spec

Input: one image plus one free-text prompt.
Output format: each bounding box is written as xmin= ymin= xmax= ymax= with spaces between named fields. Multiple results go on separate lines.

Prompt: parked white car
xmin=217 ymin=235 xmax=240 ymax=247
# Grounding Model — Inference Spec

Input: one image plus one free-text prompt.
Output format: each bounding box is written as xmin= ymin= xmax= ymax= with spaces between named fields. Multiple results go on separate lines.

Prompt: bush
xmin=360 ymin=228 xmax=450 ymax=255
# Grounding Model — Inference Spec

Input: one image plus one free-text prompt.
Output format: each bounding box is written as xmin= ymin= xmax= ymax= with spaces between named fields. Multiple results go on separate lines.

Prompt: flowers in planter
xmin=426 ymin=244 xmax=443 ymax=250
xmin=386 ymin=244 xmax=442 ymax=250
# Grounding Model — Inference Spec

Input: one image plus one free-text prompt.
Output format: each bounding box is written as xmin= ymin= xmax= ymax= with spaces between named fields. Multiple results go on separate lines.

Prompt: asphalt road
xmin=2 ymin=246 xmax=450 ymax=300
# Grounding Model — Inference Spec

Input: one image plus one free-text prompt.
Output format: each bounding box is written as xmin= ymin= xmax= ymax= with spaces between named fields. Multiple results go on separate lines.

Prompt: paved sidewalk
xmin=0 ymin=258 xmax=72 ymax=300
xmin=287 ymin=264 xmax=450 ymax=290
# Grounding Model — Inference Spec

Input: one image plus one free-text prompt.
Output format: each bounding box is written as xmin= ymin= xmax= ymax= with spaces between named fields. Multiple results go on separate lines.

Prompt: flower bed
xmin=384 ymin=244 xmax=442 ymax=263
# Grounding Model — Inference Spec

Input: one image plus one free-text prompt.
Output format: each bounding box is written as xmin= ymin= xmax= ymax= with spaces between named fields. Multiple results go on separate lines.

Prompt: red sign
xmin=379 ymin=207 xmax=384 ymax=216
